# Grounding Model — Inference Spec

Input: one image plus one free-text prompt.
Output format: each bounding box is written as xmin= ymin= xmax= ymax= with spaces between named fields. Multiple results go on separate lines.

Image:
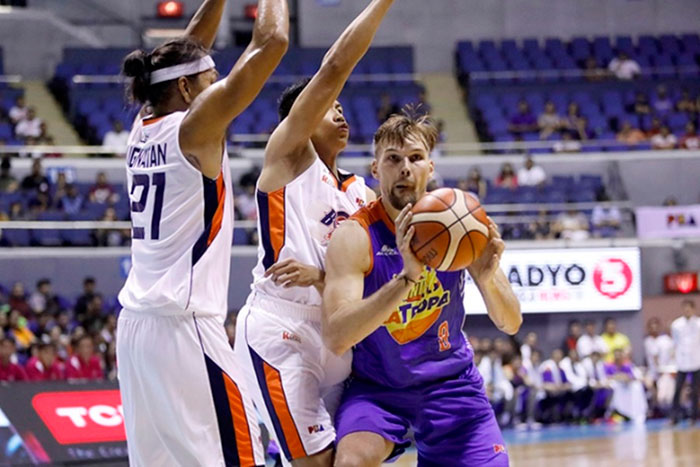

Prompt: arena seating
xmin=457 ymin=34 xmax=700 ymax=81
xmin=50 ymin=46 xmax=421 ymax=146
xmin=457 ymin=34 xmax=700 ymax=145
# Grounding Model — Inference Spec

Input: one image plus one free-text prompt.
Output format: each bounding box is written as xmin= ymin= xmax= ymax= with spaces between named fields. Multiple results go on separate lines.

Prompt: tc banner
xmin=0 ymin=381 xmax=127 ymax=465
xmin=636 ymin=204 xmax=700 ymax=239
xmin=465 ymin=247 xmax=641 ymax=314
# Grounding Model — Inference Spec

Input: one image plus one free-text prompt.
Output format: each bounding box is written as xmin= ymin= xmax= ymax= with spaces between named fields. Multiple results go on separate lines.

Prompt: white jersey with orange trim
xmin=250 ymin=157 xmax=368 ymax=309
xmin=118 ymin=111 xmax=234 ymax=317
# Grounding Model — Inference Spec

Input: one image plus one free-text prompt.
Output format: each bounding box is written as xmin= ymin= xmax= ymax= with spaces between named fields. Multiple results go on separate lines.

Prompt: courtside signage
xmin=32 ymin=390 xmax=125 ymax=445
xmin=465 ymin=247 xmax=642 ymax=313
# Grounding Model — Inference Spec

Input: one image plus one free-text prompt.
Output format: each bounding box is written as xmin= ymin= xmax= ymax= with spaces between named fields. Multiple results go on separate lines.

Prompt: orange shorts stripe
xmin=262 ymin=361 xmax=306 ymax=459
xmin=222 ymin=372 xmax=256 ymax=466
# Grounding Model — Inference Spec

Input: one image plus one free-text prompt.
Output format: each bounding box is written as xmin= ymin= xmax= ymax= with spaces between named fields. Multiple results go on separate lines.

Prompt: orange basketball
xmin=409 ymin=188 xmax=489 ymax=271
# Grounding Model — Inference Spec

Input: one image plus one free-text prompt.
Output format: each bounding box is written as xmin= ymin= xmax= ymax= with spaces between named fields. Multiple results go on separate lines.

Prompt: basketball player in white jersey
xmin=116 ymin=0 xmax=288 ymax=465
xmin=233 ymin=1 xmax=396 ymax=465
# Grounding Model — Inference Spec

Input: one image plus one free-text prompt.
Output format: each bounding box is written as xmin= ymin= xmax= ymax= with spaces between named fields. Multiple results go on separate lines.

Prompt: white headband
xmin=149 ymin=55 xmax=215 ymax=84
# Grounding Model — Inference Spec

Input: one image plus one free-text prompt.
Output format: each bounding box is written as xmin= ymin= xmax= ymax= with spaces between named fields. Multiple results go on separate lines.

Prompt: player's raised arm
xmin=184 ymin=0 xmax=227 ymax=50
xmin=179 ymin=0 xmax=289 ymax=178
xmin=322 ymin=205 xmax=422 ymax=356
xmin=259 ymin=0 xmax=395 ymax=190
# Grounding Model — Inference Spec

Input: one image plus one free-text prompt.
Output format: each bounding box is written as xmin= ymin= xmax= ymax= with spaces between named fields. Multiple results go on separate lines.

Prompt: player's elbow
xmin=501 ymin=309 xmax=523 ymax=335
xmin=253 ymin=27 xmax=289 ymax=59
xmin=321 ymin=315 xmax=350 ymax=356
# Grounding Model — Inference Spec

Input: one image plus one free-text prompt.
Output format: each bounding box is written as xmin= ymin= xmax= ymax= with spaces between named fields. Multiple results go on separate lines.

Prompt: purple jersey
xmin=350 ymin=200 xmax=473 ymax=388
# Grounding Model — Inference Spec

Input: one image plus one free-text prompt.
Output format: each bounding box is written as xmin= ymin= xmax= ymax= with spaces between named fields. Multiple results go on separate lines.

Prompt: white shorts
xmin=117 ymin=310 xmax=265 ymax=467
xmin=234 ymin=292 xmax=352 ymax=465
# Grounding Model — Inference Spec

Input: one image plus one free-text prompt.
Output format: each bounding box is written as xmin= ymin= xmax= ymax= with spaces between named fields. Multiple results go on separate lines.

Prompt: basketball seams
xmin=410 ymin=188 xmax=489 ymax=271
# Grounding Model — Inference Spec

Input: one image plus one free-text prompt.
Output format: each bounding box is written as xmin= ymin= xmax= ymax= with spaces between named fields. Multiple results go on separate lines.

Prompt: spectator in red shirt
xmin=679 ymin=122 xmax=700 ymax=150
xmin=495 ymin=162 xmax=518 ymax=189
xmin=88 ymin=172 xmax=118 ymax=205
xmin=8 ymin=282 xmax=31 ymax=318
xmin=25 ymin=342 xmax=65 ymax=381
xmin=66 ymin=335 xmax=103 ymax=381
xmin=0 ymin=338 xmax=27 ymax=382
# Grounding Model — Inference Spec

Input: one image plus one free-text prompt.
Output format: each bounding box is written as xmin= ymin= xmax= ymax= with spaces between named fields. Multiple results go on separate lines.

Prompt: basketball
xmin=409 ymin=188 xmax=489 ymax=271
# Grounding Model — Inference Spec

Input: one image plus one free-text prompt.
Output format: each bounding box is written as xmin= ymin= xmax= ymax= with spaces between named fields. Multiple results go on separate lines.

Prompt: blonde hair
xmin=373 ymin=111 xmax=438 ymax=157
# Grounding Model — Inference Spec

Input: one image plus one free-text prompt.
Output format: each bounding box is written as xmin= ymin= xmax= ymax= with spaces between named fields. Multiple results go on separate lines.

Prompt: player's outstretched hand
xmin=467 ymin=216 xmax=505 ymax=283
xmin=396 ymin=204 xmax=423 ymax=282
xmin=265 ymin=258 xmax=325 ymax=290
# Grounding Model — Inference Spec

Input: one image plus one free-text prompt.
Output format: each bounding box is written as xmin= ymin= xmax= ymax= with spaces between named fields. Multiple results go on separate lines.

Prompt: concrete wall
xmin=298 ymin=0 xmax=700 ymax=72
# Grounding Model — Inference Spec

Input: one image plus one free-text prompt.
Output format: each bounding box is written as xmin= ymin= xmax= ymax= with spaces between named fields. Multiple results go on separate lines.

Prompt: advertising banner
xmin=636 ymin=205 xmax=700 ymax=239
xmin=0 ymin=382 xmax=127 ymax=465
xmin=465 ymin=247 xmax=642 ymax=314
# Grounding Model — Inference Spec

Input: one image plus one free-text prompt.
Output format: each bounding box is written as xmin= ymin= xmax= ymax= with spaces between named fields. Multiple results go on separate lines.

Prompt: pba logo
xmin=493 ymin=444 xmax=507 ymax=454
xmin=307 ymin=424 xmax=325 ymax=434
xmin=666 ymin=213 xmax=697 ymax=227
xmin=593 ymin=258 xmax=633 ymax=299
xmin=32 ymin=390 xmax=125 ymax=445
xmin=383 ymin=268 xmax=450 ymax=345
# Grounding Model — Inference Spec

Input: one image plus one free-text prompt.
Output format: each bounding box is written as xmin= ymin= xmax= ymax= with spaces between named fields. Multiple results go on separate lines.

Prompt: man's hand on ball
xmin=396 ymin=204 xmax=423 ymax=282
xmin=467 ymin=217 xmax=505 ymax=284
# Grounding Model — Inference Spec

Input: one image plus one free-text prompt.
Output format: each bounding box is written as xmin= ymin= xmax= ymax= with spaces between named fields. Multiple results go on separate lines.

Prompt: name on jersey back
xmin=127 ymin=143 xmax=167 ymax=169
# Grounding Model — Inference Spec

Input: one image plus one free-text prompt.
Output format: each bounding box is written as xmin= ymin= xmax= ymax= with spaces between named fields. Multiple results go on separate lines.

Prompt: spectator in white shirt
xmin=591 ymin=191 xmax=621 ymax=238
xmin=520 ymin=331 xmax=538 ymax=365
xmin=577 ymin=320 xmax=609 ymax=358
xmin=560 ymin=348 xmax=593 ymax=421
xmin=608 ymin=52 xmax=641 ymax=80
xmin=517 ymin=156 xmax=546 ymax=187
xmin=553 ymin=208 xmax=589 ymax=240
xmin=101 ymin=121 xmax=130 ymax=156
xmin=650 ymin=125 xmax=677 ymax=150
xmin=8 ymin=96 xmax=28 ymax=125
xmin=644 ymin=317 xmax=675 ymax=414
xmin=14 ymin=107 xmax=43 ymax=140
xmin=670 ymin=299 xmax=700 ymax=425
xmin=553 ymin=132 xmax=582 ymax=153
xmin=538 ymin=101 xmax=563 ymax=139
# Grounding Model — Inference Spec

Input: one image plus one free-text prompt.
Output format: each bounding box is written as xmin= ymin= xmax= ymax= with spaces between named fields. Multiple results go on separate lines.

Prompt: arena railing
xmin=1 ymin=141 xmax=698 ymax=158
xmin=466 ymin=66 xmax=700 ymax=82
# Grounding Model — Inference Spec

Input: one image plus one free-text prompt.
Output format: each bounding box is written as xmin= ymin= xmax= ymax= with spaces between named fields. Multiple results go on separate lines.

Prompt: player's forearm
xmin=184 ymin=0 xmax=227 ymax=49
xmin=323 ymin=274 xmax=411 ymax=356
xmin=250 ymin=0 xmax=290 ymax=52
xmin=476 ymin=270 xmax=522 ymax=335
xmin=321 ymin=0 xmax=394 ymax=76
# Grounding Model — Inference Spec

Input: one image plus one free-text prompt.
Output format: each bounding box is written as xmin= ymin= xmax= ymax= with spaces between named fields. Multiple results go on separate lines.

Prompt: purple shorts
xmin=335 ymin=361 xmax=509 ymax=466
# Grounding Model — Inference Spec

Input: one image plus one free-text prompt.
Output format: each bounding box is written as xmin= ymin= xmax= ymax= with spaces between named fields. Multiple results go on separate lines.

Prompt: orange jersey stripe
xmin=262 ymin=362 xmax=306 ymax=459
xmin=340 ymin=175 xmax=357 ymax=192
xmin=267 ymin=187 xmax=286 ymax=262
xmin=142 ymin=115 xmax=168 ymax=126
xmin=207 ymin=173 xmax=226 ymax=246
xmin=222 ymin=372 xmax=256 ymax=467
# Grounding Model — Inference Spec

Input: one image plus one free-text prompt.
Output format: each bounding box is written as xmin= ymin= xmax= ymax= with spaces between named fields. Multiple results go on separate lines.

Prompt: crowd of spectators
xmin=474 ymin=300 xmax=700 ymax=430
xmin=506 ymin=83 xmax=700 ymax=151
xmin=0 ymin=276 xmax=117 ymax=382
xmin=450 ymin=157 xmax=622 ymax=240
xmin=0 ymin=158 xmax=129 ymax=246
xmin=1 ymin=96 xmax=60 ymax=156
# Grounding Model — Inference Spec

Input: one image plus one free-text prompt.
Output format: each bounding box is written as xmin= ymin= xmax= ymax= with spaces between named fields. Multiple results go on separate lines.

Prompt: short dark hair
xmin=604 ymin=317 xmax=616 ymax=326
xmin=277 ymin=77 xmax=312 ymax=121
xmin=84 ymin=277 xmax=96 ymax=285
xmin=37 ymin=278 xmax=50 ymax=288
xmin=682 ymin=299 xmax=696 ymax=308
xmin=373 ymin=110 xmax=439 ymax=157
xmin=122 ymin=37 xmax=209 ymax=106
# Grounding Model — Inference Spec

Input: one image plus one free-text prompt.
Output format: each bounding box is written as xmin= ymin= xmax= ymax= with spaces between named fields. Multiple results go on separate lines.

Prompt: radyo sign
xmin=465 ymin=247 xmax=642 ymax=313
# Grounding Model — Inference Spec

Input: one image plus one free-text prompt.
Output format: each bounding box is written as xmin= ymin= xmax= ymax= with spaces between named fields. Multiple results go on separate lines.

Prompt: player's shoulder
xmin=349 ymin=199 xmax=382 ymax=229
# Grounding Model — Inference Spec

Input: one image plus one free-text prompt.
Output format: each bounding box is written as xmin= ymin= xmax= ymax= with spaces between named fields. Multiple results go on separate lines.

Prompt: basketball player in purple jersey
xmin=322 ymin=115 xmax=522 ymax=466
